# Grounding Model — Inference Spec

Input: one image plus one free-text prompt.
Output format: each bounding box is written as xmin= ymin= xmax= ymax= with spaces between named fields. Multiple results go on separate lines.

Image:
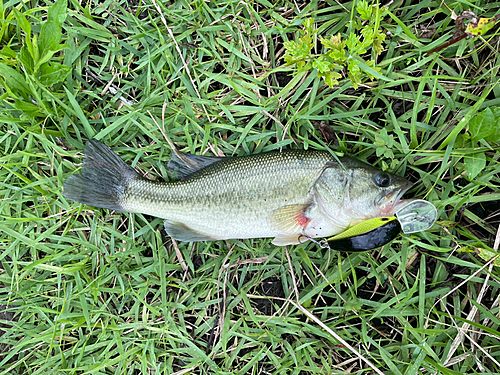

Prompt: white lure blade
xmin=395 ymin=199 xmax=437 ymax=234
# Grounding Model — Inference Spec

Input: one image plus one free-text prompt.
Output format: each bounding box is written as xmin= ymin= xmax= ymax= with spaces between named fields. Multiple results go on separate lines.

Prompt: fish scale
xmin=63 ymin=140 xmax=412 ymax=246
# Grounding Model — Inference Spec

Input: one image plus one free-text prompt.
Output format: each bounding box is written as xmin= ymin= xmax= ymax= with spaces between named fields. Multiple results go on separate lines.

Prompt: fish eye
xmin=375 ymin=172 xmax=391 ymax=187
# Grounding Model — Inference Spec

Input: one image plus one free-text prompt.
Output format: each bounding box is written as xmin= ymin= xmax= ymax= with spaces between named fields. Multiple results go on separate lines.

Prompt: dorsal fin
xmin=166 ymin=150 xmax=223 ymax=180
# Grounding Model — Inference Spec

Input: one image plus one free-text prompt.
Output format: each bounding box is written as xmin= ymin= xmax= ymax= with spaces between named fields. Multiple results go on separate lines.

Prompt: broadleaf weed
xmin=283 ymin=1 xmax=386 ymax=88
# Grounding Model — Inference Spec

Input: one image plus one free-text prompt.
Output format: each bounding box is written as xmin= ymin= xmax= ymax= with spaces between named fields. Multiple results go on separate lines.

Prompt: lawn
xmin=1 ymin=0 xmax=500 ymax=374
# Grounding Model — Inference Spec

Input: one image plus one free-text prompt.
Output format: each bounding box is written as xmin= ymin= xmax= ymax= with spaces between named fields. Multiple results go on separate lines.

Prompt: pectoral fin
xmin=164 ymin=220 xmax=218 ymax=242
xmin=269 ymin=204 xmax=312 ymax=235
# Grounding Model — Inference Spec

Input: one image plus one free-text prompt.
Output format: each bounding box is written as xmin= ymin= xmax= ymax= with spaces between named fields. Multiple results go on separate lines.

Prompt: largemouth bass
xmin=63 ymin=140 xmax=412 ymax=246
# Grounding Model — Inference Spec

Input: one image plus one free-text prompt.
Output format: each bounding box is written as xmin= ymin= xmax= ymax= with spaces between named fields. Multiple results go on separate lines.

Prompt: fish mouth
xmin=378 ymin=182 xmax=414 ymax=215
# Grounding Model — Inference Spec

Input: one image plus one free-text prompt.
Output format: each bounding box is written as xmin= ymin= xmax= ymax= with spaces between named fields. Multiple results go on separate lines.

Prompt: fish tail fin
xmin=63 ymin=139 xmax=139 ymax=212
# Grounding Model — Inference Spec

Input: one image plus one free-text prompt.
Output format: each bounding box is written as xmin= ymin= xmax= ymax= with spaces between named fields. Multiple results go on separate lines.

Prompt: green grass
xmin=1 ymin=0 xmax=500 ymax=373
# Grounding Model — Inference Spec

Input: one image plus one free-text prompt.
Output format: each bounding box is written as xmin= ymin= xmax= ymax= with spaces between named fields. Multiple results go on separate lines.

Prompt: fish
xmin=62 ymin=139 xmax=412 ymax=246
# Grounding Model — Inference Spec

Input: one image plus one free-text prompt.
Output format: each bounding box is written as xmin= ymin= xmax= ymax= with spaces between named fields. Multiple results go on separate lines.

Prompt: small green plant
xmin=0 ymin=0 xmax=70 ymax=119
xmin=283 ymin=1 xmax=386 ymax=89
xmin=461 ymin=107 xmax=500 ymax=179
xmin=468 ymin=107 xmax=500 ymax=143
xmin=374 ymin=128 xmax=394 ymax=158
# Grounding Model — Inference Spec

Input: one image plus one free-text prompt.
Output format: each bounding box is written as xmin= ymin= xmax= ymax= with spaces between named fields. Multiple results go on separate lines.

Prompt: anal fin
xmin=164 ymin=220 xmax=217 ymax=242
xmin=272 ymin=234 xmax=302 ymax=246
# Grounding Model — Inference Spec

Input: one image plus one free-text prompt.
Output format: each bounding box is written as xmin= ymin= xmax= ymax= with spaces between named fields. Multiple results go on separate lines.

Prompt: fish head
xmin=315 ymin=159 xmax=413 ymax=227
xmin=370 ymin=171 xmax=413 ymax=216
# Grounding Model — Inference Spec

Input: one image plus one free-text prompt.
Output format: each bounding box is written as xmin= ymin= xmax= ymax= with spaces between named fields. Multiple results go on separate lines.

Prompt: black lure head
xmin=327 ymin=219 xmax=402 ymax=252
